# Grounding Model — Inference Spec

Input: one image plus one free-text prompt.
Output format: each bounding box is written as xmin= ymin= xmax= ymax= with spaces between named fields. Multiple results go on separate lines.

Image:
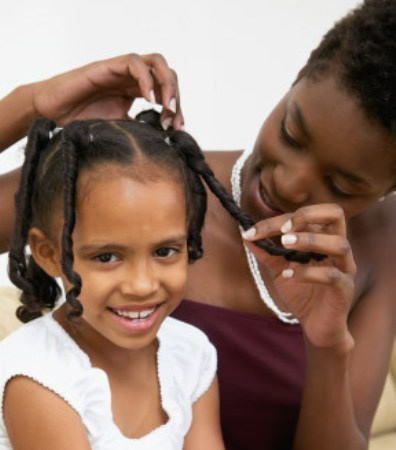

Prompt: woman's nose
xmin=272 ymin=160 xmax=314 ymax=206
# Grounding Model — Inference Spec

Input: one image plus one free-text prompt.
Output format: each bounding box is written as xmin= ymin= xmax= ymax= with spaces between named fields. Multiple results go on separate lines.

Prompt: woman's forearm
xmin=0 ymin=169 xmax=21 ymax=253
xmin=0 ymin=84 xmax=37 ymax=152
xmin=294 ymin=342 xmax=366 ymax=450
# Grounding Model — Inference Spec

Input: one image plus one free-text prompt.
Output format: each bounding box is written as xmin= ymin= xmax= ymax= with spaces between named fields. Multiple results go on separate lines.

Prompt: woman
xmin=172 ymin=0 xmax=396 ymax=448
xmin=1 ymin=1 xmax=395 ymax=448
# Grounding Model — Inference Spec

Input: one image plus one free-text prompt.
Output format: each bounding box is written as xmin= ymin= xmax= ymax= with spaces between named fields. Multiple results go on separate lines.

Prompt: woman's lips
xmin=250 ymin=175 xmax=283 ymax=219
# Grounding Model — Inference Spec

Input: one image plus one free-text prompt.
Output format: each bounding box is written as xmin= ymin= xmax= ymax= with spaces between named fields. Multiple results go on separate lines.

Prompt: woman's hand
xmin=243 ymin=203 xmax=356 ymax=353
xmin=32 ymin=53 xmax=183 ymax=129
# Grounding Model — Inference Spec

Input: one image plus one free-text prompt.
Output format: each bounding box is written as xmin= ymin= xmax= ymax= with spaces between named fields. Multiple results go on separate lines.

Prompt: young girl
xmin=0 ymin=110 xmax=314 ymax=449
xmin=0 ymin=111 xmax=234 ymax=450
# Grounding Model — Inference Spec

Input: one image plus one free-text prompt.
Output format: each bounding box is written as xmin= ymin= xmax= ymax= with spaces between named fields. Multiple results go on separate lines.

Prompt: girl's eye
xmin=280 ymin=117 xmax=302 ymax=149
xmin=94 ymin=253 xmax=119 ymax=263
xmin=155 ymin=247 xmax=179 ymax=259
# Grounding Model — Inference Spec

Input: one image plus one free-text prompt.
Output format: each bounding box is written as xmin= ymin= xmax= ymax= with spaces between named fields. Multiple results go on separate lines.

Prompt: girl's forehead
xmin=77 ymin=161 xmax=182 ymax=197
xmin=72 ymin=173 xmax=187 ymax=248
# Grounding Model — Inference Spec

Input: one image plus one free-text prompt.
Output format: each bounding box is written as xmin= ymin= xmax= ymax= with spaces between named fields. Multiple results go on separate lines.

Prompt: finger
xmin=121 ymin=54 xmax=155 ymax=102
xmin=280 ymin=232 xmax=356 ymax=273
xmin=143 ymin=54 xmax=179 ymax=112
xmin=158 ymin=69 xmax=184 ymax=130
xmin=282 ymin=203 xmax=347 ymax=237
xmin=241 ymin=213 xmax=293 ymax=240
xmin=160 ymin=94 xmax=184 ymax=130
xmin=170 ymin=76 xmax=184 ymax=130
xmin=282 ymin=264 xmax=354 ymax=291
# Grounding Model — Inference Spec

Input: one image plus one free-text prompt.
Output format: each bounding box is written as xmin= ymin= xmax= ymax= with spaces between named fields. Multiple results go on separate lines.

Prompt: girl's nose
xmin=272 ymin=160 xmax=314 ymax=206
xmin=121 ymin=261 xmax=159 ymax=299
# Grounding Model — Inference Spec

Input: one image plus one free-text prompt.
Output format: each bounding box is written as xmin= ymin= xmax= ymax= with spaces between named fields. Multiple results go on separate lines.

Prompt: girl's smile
xmin=107 ymin=302 xmax=164 ymax=333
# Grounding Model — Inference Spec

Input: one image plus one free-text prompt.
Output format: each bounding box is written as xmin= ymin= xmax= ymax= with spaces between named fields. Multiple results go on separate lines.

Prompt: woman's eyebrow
xmin=291 ymin=102 xmax=311 ymax=140
xmin=291 ymin=102 xmax=372 ymax=188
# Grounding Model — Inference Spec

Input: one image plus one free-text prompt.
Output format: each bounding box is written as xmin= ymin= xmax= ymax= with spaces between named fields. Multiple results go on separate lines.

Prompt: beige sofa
xmin=0 ymin=286 xmax=394 ymax=447
xmin=369 ymin=344 xmax=396 ymax=449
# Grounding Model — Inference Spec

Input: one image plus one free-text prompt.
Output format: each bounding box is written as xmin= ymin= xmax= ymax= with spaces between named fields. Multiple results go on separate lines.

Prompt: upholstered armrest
xmin=0 ymin=286 xmax=22 ymax=340
xmin=369 ymin=343 xmax=396 ymax=450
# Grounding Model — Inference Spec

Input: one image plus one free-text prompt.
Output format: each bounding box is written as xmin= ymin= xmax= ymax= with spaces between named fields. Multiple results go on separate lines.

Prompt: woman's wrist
xmin=304 ymin=330 xmax=355 ymax=361
xmin=0 ymin=82 xmax=38 ymax=151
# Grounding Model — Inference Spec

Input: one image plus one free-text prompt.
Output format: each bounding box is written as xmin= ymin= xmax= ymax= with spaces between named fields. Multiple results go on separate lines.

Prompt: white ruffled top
xmin=0 ymin=314 xmax=217 ymax=449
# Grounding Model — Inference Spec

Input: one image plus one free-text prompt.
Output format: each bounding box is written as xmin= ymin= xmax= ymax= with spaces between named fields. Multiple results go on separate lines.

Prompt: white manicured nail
xmin=149 ymin=90 xmax=156 ymax=104
xmin=169 ymin=98 xmax=177 ymax=114
xmin=280 ymin=219 xmax=292 ymax=234
xmin=161 ymin=117 xmax=172 ymax=130
xmin=282 ymin=268 xmax=294 ymax=279
xmin=281 ymin=234 xmax=297 ymax=245
xmin=241 ymin=227 xmax=256 ymax=240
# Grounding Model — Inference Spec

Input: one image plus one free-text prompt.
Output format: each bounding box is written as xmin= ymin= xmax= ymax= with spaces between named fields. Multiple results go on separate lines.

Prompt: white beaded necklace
xmin=230 ymin=150 xmax=298 ymax=324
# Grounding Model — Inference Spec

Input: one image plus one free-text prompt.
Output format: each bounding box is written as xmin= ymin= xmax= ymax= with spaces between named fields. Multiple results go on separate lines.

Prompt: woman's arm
xmin=0 ymin=84 xmax=37 ymax=151
xmin=4 ymin=376 xmax=91 ymax=450
xmin=244 ymin=203 xmax=396 ymax=449
xmin=0 ymin=168 xmax=20 ymax=252
xmin=184 ymin=377 xmax=225 ymax=450
xmin=0 ymin=53 xmax=183 ymax=152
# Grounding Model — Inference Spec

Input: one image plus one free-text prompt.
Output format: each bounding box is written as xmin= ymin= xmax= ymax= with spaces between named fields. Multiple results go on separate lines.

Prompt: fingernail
xmin=241 ymin=227 xmax=256 ymax=240
xmin=280 ymin=219 xmax=292 ymax=234
xmin=282 ymin=268 xmax=294 ymax=279
xmin=169 ymin=97 xmax=177 ymax=114
xmin=161 ymin=117 xmax=172 ymax=130
xmin=149 ymin=89 xmax=156 ymax=104
xmin=281 ymin=234 xmax=297 ymax=245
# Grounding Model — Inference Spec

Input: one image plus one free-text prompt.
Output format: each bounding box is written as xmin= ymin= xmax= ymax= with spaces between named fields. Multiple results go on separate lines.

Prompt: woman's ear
xmin=28 ymin=227 xmax=61 ymax=277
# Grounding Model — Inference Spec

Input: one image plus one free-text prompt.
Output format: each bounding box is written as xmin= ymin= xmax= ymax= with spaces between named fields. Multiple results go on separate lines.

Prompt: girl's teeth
xmin=114 ymin=307 xmax=156 ymax=319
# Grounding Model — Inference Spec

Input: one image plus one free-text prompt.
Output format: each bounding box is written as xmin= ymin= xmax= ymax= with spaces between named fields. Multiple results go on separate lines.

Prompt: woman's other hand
xmin=32 ymin=53 xmax=184 ymax=129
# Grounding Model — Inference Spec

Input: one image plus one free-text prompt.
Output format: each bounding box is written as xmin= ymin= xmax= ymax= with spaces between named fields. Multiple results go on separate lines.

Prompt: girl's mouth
xmin=108 ymin=303 xmax=163 ymax=332
xmin=111 ymin=306 xmax=156 ymax=320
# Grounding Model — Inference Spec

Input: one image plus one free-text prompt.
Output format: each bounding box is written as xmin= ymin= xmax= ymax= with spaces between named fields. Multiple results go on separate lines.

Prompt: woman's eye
xmin=326 ymin=177 xmax=354 ymax=198
xmin=280 ymin=117 xmax=302 ymax=149
xmin=94 ymin=253 xmax=118 ymax=263
xmin=155 ymin=247 xmax=179 ymax=258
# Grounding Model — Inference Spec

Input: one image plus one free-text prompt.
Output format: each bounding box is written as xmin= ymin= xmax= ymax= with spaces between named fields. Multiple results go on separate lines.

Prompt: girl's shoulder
xmin=0 ymin=313 xmax=88 ymax=367
xmin=157 ymin=317 xmax=217 ymax=403
xmin=0 ymin=314 xmax=101 ymax=427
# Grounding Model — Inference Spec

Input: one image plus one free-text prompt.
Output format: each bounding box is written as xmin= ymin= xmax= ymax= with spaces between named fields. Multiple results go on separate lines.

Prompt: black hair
xmin=9 ymin=111 xmax=322 ymax=323
xmin=298 ymin=0 xmax=396 ymax=136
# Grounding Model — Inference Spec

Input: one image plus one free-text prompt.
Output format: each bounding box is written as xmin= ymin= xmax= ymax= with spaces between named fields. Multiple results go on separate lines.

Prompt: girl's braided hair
xmin=9 ymin=111 xmax=321 ymax=323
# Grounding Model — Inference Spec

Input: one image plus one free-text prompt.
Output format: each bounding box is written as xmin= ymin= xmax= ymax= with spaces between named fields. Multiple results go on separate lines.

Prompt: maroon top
xmin=171 ymin=299 xmax=305 ymax=450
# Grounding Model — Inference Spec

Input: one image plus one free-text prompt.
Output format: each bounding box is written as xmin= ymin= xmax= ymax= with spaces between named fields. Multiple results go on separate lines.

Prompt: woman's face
xmin=241 ymin=75 xmax=396 ymax=222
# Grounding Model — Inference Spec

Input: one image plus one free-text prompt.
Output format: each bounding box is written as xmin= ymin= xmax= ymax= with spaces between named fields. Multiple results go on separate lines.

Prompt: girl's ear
xmin=28 ymin=227 xmax=61 ymax=277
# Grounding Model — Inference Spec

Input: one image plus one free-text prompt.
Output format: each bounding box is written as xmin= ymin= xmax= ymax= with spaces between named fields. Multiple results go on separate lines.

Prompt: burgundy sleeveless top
xmin=172 ymin=299 xmax=305 ymax=450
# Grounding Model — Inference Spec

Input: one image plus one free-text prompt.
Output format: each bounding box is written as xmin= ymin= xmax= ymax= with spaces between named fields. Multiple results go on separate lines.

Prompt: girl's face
xmin=241 ymin=75 xmax=396 ymax=222
xmin=51 ymin=164 xmax=188 ymax=352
